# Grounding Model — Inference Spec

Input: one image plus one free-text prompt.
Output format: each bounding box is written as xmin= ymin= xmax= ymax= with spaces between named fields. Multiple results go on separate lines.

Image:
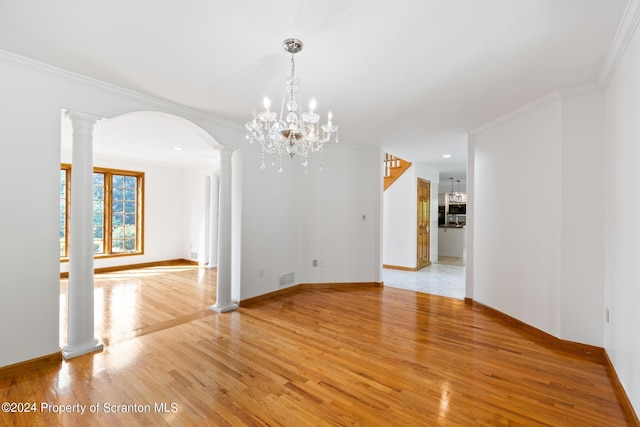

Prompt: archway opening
xmin=59 ymin=110 xmax=223 ymax=349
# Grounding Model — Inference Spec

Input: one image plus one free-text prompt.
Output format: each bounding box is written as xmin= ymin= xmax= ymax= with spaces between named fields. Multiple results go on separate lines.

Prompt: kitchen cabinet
xmin=438 ymin=226 xmax=466 ymax=262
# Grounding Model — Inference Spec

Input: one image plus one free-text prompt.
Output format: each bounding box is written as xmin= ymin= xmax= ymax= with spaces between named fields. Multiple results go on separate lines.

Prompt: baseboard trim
xmin=383 ymin=264 xmax=417 ymax=272
xmin=60 ymin=258 xmax=199 ymax=278
xmin=239 ymin=282 xmax=384 ymax=307
xmin=0 ymin=352 xmax=62 ymax=378
xmin=300 ymin=281 xmax=383 ymax=290
xmin=239 ymin=285 xmax=301 ymax=307
xmin=603 ymin=350 xmax=640 ymax=425
xmin=468 ymin=299 xmax=604 ymax=361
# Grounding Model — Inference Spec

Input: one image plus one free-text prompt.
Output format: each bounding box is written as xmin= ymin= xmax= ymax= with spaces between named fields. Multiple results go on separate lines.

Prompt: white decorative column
xmin=210 ymin=147 xmax=237 ymax=312
xmin=206 ymin=174 xmax=220 ymax=269
xmin=62 ymin=111 xmax=103 ymax=359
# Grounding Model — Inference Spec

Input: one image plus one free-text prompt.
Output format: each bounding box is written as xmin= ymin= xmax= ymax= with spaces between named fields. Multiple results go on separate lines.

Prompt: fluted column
xmin=62 ymin=110 xmax=103 ymax=359
xmin=210 ymin=147 xmax=237 ymax=312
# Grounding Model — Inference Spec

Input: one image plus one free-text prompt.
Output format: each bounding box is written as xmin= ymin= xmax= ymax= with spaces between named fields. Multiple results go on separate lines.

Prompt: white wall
xmin=0 ymin=59 xmax=62 ymax=368
xmin=383 ymin=166 xmax=415 ymax=268
xmin=383 ymin=164 xmax=439 ymax=269
xmin=471 ymin=88 xmax=611 ymax=349
xmin=471 ymin=100 xmax=563 ymax=338
xmin=301 ymin=144 xmax=382 ymax=284
xmin=471 ymin=91 xmax=607 ymax=347
xmin=238 ymin=145 xmax=302 ymax=300
xmin=560 ymin=91 xmax=605 ymax=346
xmin=603 ymin=12 xmax=640 ymax=413
xmin=237 ymin=143 xmax=383 ymax=300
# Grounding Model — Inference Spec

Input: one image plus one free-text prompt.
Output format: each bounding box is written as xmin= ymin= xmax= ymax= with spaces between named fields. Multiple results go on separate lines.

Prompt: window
xmin=60 ymin=165 xmax=144 ymax=259
xmin=60 ymin=165 xmax=70 ymax=257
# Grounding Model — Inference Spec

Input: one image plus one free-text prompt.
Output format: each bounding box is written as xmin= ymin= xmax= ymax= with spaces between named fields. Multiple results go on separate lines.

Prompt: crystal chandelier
xmin=245 ymin=38 xmax=338 ymax=173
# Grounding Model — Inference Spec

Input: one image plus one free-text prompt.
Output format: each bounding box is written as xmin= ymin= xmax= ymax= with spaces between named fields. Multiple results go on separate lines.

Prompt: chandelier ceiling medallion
xmin=245 ymin=38 xmax=338 ymax=173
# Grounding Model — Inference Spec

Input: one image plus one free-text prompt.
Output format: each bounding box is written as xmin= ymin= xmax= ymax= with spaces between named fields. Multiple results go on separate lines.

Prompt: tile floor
xmin=383 ymin=257 xmax=466 ymax=299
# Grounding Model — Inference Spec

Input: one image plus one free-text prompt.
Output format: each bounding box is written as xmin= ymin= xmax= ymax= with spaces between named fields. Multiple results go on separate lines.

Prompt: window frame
xmin=60 ymin=164 xmax=145 ymax=261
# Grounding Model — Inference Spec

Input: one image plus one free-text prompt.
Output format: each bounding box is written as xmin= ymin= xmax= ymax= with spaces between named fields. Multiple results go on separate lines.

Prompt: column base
xmin=61 ymin=340 xmax=103 ymax=360
xmin=209 ymin=302 xmax=238 ymax=313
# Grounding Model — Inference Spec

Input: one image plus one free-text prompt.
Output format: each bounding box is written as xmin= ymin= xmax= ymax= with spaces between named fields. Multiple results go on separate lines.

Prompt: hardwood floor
xmin=1 ymin=265 xmax=636 ymax=426
xmin=59 ymin=264 xmax=218 ymax=347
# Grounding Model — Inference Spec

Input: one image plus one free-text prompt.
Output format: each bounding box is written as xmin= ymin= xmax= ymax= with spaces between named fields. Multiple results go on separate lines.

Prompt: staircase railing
xmin=384 ymin=153 xmax=412 ymax=191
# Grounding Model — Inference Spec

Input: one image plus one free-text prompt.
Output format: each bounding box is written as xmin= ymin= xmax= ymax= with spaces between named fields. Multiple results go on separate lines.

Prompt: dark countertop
xmin=439 ymin=224 xmax=466 ymax=229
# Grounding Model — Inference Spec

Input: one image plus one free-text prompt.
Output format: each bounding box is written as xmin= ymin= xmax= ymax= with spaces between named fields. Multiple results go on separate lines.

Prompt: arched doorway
xmin=59 ymin=110 xmax=230 ymax=357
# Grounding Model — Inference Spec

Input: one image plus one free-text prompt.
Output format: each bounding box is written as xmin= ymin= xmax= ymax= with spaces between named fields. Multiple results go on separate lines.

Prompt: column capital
xmin=214 ymin=144 xmax=237 ymax=152
xmin=215 ymin=145 xmax=236 ymax=158
xmin=64 ymin=109 xmax=102 ymax=124
xmin=65 ymin=110 xmax=102 ymax=139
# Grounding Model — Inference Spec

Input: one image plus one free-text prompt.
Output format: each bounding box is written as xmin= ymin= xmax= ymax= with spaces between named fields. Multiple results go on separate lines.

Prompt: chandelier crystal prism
xmin=245 ymin=38 xmax=338 ymax=173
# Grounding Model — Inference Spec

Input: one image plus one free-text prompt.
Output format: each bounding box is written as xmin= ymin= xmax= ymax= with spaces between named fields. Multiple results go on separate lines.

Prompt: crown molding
xmin=598 ymin=0 xmax=640 ymax=88
xmin=470 ymin=91 xmax=560 ymax=135
xmin=557 ymin=82 xmax=602 ymax=98
xmin=0 ymin=49 xmax=243 ymax=132
xmin=470 ymin=83 xmax=603 ymax=136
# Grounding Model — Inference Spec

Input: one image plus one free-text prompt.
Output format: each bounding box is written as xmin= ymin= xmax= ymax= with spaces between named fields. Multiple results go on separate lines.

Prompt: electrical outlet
xmin=313 ymin=259 xmax=318 ymax=267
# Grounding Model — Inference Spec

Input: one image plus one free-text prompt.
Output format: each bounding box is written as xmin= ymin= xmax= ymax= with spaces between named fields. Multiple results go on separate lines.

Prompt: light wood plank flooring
xmin=1 ymin=265 xmax=636 ymax=426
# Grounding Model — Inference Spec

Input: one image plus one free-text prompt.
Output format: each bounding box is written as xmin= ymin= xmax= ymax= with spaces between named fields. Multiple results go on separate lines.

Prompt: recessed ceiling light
xmin=173 ymin=147 xmax=183 ymax=151
xmin=442 ymin=154 xmax=452 ymax=158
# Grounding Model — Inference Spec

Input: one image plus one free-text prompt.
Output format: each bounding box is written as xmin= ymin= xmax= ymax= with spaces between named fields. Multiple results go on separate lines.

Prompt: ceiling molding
xmin=0 ymin=49 xmax=242 ymax=132
xmin=557 ymin=83 xmax=603 ymax=99
xmin=598 ymin=0 xmax=640 ymax=88
xmin=470 ymin=83 xmax=603 ymax=136
xmin=469 ymin=90 xmax=561 ymax=135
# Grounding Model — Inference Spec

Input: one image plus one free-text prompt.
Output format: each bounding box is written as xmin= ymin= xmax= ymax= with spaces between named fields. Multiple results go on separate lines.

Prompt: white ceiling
xmin=0 ymin=0 xmax=628 ymax=181
xmin=61 ymin=111 xmax=220 ymax=169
